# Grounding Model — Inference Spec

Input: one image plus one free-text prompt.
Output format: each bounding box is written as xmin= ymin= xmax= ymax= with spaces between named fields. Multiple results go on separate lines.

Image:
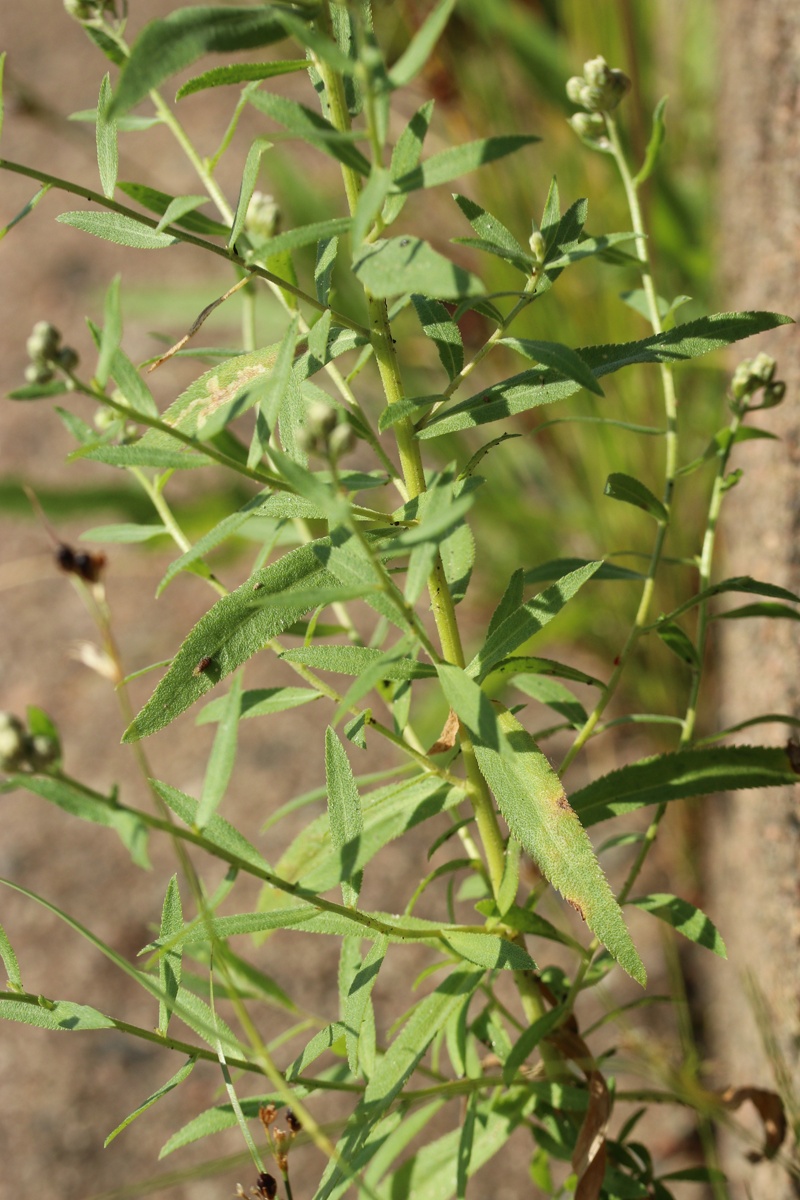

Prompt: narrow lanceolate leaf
xmin=634 ymin=96 xmax=668 ymax=187
xmin=628 ymin=893 xmax=727 ymax=957
xmin=248 ymin=216 xmax=351 ymax=259
xmin=0 ymin=919 xmax=22 ymax=991
xmin=158 ymin=875 xmax=183 ymax=1035
xmin=419 ymin=311 xmax=794 ymax=438
xmin=7 ymin=774 xmax=149 ymax=870
xmin=343 ymin=935 xmax=387 ymax=1076
xmin=111 ymin=7 xmax=303 ymax=116
xmin=604 ymin=472 xmax=668 ymax=522
xmin=247 ymin=88 xmax=371 ymax=175
xmin=152 ymin=781 xmax=270 ymax=875
xmin=442 ymin=931 xmax=536 ymax=971
xmin=437 ymin=665 xmax=646 ymax=986
xmin=175 ymin=59 xmax=307 ymax=100
xmin=117 ymin=181 xmax=229 ymax=236
xmin=246 ymin=314 xmax=299 ymax=468
xmin=0 ymin=997 xmax=115 ymax=1033
xmin=354 ymin=237 xmax=484 ymax=300
xmin=228 ymin=136 xmax=272 ymax=249
xmin=352 ymin=167 xmax=392 ymax=247
xmin=281 ymin=645 xmax=436 ymax=680
xmin=96 ymin=73 xmax=118 ymax=198
xmin=468 ymin=561 xmax=601 ymax=680
xmin=411 ymin=295 xmax=464 ymax=381
xmin=388 ymin=0 xmax=456 ymax=87
xmin=500 ymin=338 xmax=603 ymax=396
xmin=197 ymin=671 xmax=243 ymax=828
xmin=123 ymin=542 xmax=336 ymax=741
xmin=96 ymin=274 xmax=122 ymax=388
xmin=104 ymin=1057 xmax=196 ymax=1147
xmin=571 ymin=745 xmax=800 ymax=827
xmin=80 ymin=523 xmax=167 ymax=544
xmin=57 ymin=211 xmax=178 ymax=250
xmin=383 ymin=100 xmax=434 ymax=225
xmin=316 ymin=969 xmax=483 ymax=1199
xmin=662 ymin=575 xmax=800 ymax=623
xmin=453 ymin=193 xmax=531 ymax=272
xmin=198 ymin=686 xmax=319 ymax=724
xmin=392 ymin=135 xmax=539 ymax=193
xmin=325 ymin=728 xmax=364 ymax=907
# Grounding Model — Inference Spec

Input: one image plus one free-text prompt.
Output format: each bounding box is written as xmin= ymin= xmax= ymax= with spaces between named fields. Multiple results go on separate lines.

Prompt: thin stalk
xmin=558 ymin=110 xmax=679 ymax=777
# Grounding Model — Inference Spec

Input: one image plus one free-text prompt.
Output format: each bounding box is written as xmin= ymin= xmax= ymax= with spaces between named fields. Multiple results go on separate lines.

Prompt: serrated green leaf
xmin=111 ymin=7 xmax=302 ymax=116
xmin=383 ymin=100 xmax=434 ymax=225
xmin=604 ymin=472 xmax=668 ymax=521
xmin=7 ymin=774 xmax=149 ymax=869
xmin=468 ymin=561 xmax=601 ymax=680
xmin=281 ymin=645 xmax=436 ymax=679
xmin=411 ymin=295 xmax=464 ymax=381
xmin=57 ymin=211 xmax=178 ymax=250
xmin=634 ymin=96 xmax=668 ymax=187
xmin=96 ymin=73 xmax=118 ymax=198
xmin=248 ymin=87 xmax=370 ymax=175
xmin=436 ymin=665 xmax=645 ymax=985
xmin=500 ymin=338 xmax=603 ymax=395
xmin=325 ymin=728 xmax=364 ymax=907
xmin=393 ymin=135 xmax=539 ymax=193
xmin=80 ymin=523 xmax=167 ymax=543
xmin=571 ymin=745 xmax=800 ymax=827
xmin=354 ymin=237 xmax=484 ymax=300
xmin=78 ymin=443 xmax=212 ymax=469
xmin=388 ymin=0 xmax=456 ymax=87
xmin=123 ymin=541 xmax=336 ymax=741
xmin=420 ymin=311 xmax=794 ymax=438
xmin=176 ymin=58 xmax=307 ymax=100
xmin=628 ymin=893 xmax=727 ymax=957
xmin=197 ymin=671 xmax=242 ymax=828
xmin=197 ymin=686 xmax=320 ymax=724
xmin=105 ymin=1056 xmax=196 ymax=1147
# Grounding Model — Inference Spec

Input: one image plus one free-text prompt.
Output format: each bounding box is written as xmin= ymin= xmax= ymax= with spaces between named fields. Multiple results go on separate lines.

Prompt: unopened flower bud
xmin=566 ymin=76 xmax=589 ymax=107
xmin=762 ymin=380 xmax=786 ymax=408
xmin=0 ymin=714 xmax=27 ymax=772
xmin=245 ymin=191 xmax=281 ymax=242
xmin=24 ymin=363 xmax=55 ymax=385
xmin=749 ymin=352 xmax=777 ymax=385
xmin=328 ymin=421 xmax=356 ymax=460
xmin=26 ymin=320 xmax=61 ymax=362
xmin=55 ymin=345 xmax=79 ymax=372
xmin=568 ymin=112 xmax=608 ymax=144
xmin=255 ymin=1174 xmax=277 ymax=1200
xmin=63 ymin=0 xmax=112 ymax=20
xmin=94 ymin=407 xmax=117 ymax=431
xmin=528 ymin=229 xmax=546 ymax=266
xmin=567 ymin=56 xmax=630 ymax=113
xmin=25 ymin=734 xmax=60 ymax=771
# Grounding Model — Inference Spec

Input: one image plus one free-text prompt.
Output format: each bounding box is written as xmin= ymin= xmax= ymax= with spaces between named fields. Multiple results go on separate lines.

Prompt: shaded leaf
xmin=325 ymin=728 xmax=364 ymax=906
xmin=604 ymin=472 xmax=667 ymax=522
xmin=248 ymin=87 xmax=370 ymax=175
xmin=393 ymin=135 xmax=539 ymax=193
xmin=176 ymin=59 xmax=307 ymax=100
xmin=628 ymin=893 xmax=726 ymax=957
xmin=388 ymin=0 xmax=456 ymax=87
xmin=353 ymin=237 xmax=484 ymax=300
xmin=158 ymin=875 xmax=183 ymax=1035
xmin=411 ymin=295 xmax=464 ymax=381
xmin=197 ymin=687 xmax=320 ymax=724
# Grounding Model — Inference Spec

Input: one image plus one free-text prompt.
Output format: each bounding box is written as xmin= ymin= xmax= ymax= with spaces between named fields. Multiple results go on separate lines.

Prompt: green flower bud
xmin=566 ymin=76 xmax=588 ymax=106
xmin=245 ymin=192 xmax=281 ymax=242
xmin=306 ymin=400 xmax=338 ymax=439
xmin=761 ymin=380 xmax=786 ymax=409
xmin=731 ymin=353 xmax=781 ymax=405
xmin=63 ymin=0 xmax=112 ymax=20
xmin=749 ymin=352 xmax=777 ymax=385
xmin=567 ymin=57 xmax=630 ymax=113
xmin=26 ymin=320 xmax=61 ymax=362
xmin=24 ymin=363 xmax=55 ymax=385
xmin=94 ymin=407 xmax=118 ymax=431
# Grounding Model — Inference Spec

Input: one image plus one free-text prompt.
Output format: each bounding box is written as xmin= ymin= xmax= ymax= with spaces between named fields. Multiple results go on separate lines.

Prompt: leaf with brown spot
xmin=720 ymin=1086 xmax=787 ymax=1161
xmin=428 ymin=708 xmax=459 ymax=754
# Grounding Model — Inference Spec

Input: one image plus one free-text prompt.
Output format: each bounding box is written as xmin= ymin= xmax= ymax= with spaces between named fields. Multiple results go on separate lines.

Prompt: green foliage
xmin=1 ymin=4 xmax=796 ymax=1199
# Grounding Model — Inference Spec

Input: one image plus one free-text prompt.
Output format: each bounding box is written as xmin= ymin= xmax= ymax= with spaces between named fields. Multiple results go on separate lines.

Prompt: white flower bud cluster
xmin=24 ymin=320 xmax=79 ymax=386
xmin=0 ymin=712 xmax=59 ymax=774
xmin=566 ymin=56 xmax=631 ymax=114
xmin=245 ymin=192 xmax=281 ymax=243
xmin=730 ymin=353 xmax=786 ymax=410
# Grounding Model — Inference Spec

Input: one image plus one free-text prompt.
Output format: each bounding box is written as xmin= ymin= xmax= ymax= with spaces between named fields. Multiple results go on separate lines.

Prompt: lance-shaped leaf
xmin=176 ymin=58 xmax=307 ymax=99
xmin=388 ymin=0 xmax=456 ymax=87
xmin=110 ymin=7 xmax=303 ymax=116
xmin=0 ymin=996 xmax=115 ymax=1032
xmin=281 ymin=645 xmax=436 ymax=680
xmin=454 ymin=193 xmax=532 ymax=273
xmin=437 ymin=664 xmax=646 ymax=986
xmin=96 ymin=73 xmax=118 ymax=198
xmin=117 ymin=181 xmax=229 ymax=236
xmin=197 ymin=672 xmax=243 ymax=828
xmin=247 ymin=87 xmax=371 ymax=175
xmin=467 ymin=560 xmax=601 ymax=680
xmin=0 ymin=919 xmax=22 ymax=992
xmin=419 ymin=311 xmax=794 ymax=438
xmin=383 ymin=100 xmax=433 ymax=225
xmin=628 ymin=893 xmax=727 ymax=957
xmin=604 ymin=472 xmax=668 ymax=521
xmin=325 ymin=728 xmax=364 ymax=906
xmin=411 ymin=294 xmax=464 ymax=381
xmin=123 ymin=541 xmax=337 ymax=741
xmin=158 ymin=875 xmax=183 ymax=1035
xmin=353 ymin=237 xmax=484 ymax=300
xmin=571 ymin=745 xmax=800 ymax=827
xmin=56 ymin=211 xmax=179 ymax=250
xmin=500 ymin=338 xmax=603 ymax=395
xmin=105 ymin=1056 xmax=196 ymax=1147
xmin=342 ymin=935 xmax=387 ymax=1076
xmin=392 ymin=135 xmax=539 ymax=193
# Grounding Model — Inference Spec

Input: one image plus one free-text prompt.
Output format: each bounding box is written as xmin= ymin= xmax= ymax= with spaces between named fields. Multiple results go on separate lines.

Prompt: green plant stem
xmin=0 ymin=159 xmax=369 ymax=337
xmin=558 ymin=111 xmax=679 ymax=777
